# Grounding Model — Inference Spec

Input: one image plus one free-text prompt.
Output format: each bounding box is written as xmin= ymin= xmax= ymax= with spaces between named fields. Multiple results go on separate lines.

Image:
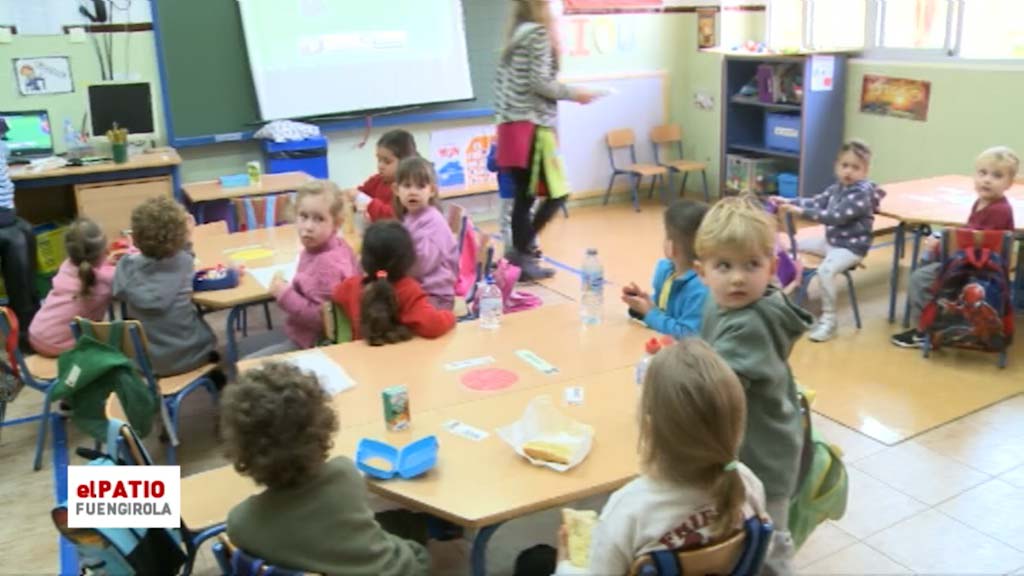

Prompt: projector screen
xmin=238 ymin=0 xmax=475 ymax=121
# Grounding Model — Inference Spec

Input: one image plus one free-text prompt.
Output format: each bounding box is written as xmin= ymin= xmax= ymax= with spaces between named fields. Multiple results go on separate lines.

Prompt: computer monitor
xmin=88 ymin=82 xmax=155 ymax=136
xmin=0 ymin=110 xmax=54 ymax=158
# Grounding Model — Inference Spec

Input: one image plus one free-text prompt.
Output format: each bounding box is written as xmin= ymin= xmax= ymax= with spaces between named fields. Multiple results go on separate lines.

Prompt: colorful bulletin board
xmin=429 ymin=125 xmax=497 ymax=191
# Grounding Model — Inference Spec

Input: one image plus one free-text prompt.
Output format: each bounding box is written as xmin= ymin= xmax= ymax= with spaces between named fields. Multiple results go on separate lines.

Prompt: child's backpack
xmin=919 ymin=229 xmax=1014 ymax=355
xmin=492 ymin=258 xmax=543 ymax=313
xmin=788 ymin=391 xmax=849 ymax=549
xmin=51 ymin=419 xmax=192 ymax=576
xmin=51 ymin=321 xmax=159 ymax=442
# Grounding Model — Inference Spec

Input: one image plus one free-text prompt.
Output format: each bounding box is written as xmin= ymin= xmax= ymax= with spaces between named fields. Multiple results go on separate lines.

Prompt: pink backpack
xmin=473 ymin=258 xmax=542 ymax=315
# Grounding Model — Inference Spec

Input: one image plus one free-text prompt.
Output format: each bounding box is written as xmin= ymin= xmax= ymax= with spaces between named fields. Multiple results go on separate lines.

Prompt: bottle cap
xmin=659 ymin=335 xmax=676 ymax=348
xmin=586 ymin=248 xmax=598 ymax=256
xmin=645 ymin=337 xmax=661 ymax=355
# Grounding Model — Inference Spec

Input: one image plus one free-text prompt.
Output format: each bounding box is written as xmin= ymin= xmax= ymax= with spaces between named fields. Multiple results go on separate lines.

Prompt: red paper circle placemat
xmin=461 ymin=368 xmax=519 ymax=391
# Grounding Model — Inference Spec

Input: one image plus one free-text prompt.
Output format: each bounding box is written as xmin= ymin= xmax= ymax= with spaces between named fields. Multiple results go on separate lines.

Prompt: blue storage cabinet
xmin=720 ymin=54 xmax=847 ymax=198
xmin=263 ymin=136 xmax=329 ymax=179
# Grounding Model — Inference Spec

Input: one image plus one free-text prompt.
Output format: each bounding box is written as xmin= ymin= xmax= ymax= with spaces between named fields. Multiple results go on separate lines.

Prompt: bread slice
xmin=563 ymin=508 xmax=598 ymax=568
xmin=522 ymin=440 xmax=572 ymax=464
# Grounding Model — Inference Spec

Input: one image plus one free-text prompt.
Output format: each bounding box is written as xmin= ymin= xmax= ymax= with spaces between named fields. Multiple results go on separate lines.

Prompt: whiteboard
xmin=557 ymin=72 xmax=667 ymax=195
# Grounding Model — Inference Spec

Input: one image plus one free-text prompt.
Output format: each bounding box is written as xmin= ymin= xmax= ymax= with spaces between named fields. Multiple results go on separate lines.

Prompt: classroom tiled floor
xmin=3 ymin=198 xmax=1024 ymax=575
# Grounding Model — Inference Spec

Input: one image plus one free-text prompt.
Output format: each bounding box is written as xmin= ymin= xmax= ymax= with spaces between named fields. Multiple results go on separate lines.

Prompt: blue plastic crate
xmin=765 ymin=113 xmax=801 ymax=153
xmin=777 ymin=172 xmax=799 ymax=198
xmin=263 ymin=136 xmax=329 ymax=179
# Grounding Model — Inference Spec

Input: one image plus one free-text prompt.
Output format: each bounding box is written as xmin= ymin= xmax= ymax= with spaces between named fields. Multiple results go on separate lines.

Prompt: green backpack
xmin=50 ymin=322 xmax=159 ymax=441
xmin=788 ymin=392 xmax=849 ymax=548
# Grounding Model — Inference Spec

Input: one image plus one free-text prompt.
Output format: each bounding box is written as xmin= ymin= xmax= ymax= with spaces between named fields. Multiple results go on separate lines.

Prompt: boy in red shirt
xmin=891 ymin=146 xmax=1019 ymax=348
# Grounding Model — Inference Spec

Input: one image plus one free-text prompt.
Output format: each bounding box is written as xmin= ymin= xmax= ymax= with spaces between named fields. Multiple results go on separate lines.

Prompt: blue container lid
xmin=356 ymin=435 xmax=438 ymax=480
xmin=219 ymin=173 xmax=250 ymax=188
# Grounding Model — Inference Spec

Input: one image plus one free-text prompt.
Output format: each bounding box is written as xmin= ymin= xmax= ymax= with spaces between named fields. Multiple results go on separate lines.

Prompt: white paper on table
xmin=496 ymin=395 xmax=594 ymax=472
xmin=285 ymin=349 xmax=356 ymax=396
xmin=248 ymin=262 xmax=298 ymax=290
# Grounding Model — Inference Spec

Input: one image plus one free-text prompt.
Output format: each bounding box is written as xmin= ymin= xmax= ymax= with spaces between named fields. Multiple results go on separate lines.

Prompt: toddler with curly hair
xmin=113 ymin=196 xmax=218 ymax=376
xmin=223 ymin=362 xmax=430 ymax=575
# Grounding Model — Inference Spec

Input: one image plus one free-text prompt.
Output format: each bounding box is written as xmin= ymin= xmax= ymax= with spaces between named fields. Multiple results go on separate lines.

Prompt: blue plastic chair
xmin=213 ymin=535 xmax=306 ymax=576
xmin=71 ymin=318 xmax=220 ymax=464
xmin=784 ymin=213 xmax=863 ymax=330
xmin=0 ymin=307 xmax=60 ymax=470
xmin=631 ymin=516 xmax=773 ymax=576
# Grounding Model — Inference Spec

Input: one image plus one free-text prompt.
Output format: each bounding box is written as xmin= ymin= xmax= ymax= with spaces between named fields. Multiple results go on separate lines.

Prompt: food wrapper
xmin=496 ymin=395 xmax=594 ymax=472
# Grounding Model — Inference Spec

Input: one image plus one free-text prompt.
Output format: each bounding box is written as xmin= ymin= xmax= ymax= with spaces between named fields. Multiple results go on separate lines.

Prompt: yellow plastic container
xmin=35 ymin=224 xmax=69 ymax=275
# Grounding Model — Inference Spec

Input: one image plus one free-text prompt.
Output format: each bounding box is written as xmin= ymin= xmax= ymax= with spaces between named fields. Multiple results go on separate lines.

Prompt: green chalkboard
xmin=153 ymin=0 xmax=504 ymax=146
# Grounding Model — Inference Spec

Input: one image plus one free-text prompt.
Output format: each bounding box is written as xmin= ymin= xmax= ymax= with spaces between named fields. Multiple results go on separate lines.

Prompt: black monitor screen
xmin=88 ymin=83 xmax=154 ymax=136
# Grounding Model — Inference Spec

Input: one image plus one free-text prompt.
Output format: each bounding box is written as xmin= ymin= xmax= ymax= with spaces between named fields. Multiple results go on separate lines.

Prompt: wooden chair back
xmin=650 ymin=123 xmax=682 ymax=145
xmin=606 ymin=128 xmax=637 ymax=149
xmin=629 ymin=529 xmax=746 ymax=575
xmin=213 ymin=534 xmax=308 ymax=576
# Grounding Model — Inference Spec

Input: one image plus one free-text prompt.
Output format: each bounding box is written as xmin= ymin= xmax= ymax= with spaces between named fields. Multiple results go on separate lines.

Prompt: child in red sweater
xmin=349 ymin=130 xmax=419 ymax=222
xmin=332 ymin=220 xmax=455 ymax=345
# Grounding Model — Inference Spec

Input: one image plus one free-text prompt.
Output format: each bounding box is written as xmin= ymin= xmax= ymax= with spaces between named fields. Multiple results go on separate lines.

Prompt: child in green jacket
xmin=696 ymin=197 xmax=812 ymax=576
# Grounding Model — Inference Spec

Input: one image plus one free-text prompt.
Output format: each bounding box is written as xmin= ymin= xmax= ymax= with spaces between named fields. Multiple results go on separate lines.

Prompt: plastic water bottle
xmin=635 ymin=338 xmax=662 ymax=386
xmin=580 ymin=248 xmax=604 ymax=326
xmin=478 ymin=276 xmax=503 ymax=330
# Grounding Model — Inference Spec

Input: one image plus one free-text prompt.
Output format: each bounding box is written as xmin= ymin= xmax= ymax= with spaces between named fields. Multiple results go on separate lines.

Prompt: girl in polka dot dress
xmin=770 ymin=140 xmax=886 ymax=342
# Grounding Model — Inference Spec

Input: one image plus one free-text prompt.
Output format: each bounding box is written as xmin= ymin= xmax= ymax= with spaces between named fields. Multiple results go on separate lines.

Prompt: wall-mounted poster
xmin=860 ymin=75 xmax=931 ymax=122
xmin=697 ymin=9 xmax=716 ymax=49
xmin=429 ymin=125 xmax=497 ymax=191
xmin=564 ymin=0 xmax=663 ymax=12
xmin=14 ymin=57 xmax=74 ymax=95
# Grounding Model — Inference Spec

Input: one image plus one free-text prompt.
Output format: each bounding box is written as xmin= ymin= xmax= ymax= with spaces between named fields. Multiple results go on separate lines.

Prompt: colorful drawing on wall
xmin=429 ymin=125 xmax=497 ymax=190
xmin=564 ymin=0 xmax=662 ymax=11
xmin=697 ymin=9 xmax=716 ymax=49
xmin=13 ymin=57 xmax=73 ymax=95
xmin=860 ymin=75 xmax=931 ymax=122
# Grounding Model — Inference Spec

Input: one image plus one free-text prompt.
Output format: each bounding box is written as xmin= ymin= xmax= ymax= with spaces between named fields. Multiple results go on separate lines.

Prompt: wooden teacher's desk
xmin=877 ymin=175 xmax=1024 ymax=324
xmin=9 ymin=150 xmax=182 ymax=241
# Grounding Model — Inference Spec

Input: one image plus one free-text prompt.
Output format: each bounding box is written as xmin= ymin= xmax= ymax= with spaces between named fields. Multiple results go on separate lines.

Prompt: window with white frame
xmin=767 ymin=0 xmax=1024 ymax=59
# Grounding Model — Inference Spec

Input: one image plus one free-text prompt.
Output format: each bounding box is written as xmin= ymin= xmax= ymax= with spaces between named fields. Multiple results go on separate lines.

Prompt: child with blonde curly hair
xmin=223 ymin=362 xmax=430 ymax=575
xmin=113 ymin=196 xmax=217 ymax=376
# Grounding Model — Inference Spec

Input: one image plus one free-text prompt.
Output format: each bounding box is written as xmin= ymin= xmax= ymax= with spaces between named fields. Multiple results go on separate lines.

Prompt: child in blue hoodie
xmin=621 ymin=199 xmax=709 ymax=338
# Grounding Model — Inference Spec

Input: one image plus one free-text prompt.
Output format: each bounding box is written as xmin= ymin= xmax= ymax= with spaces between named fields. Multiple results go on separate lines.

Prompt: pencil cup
xmin=111 ymin=143 xmax=128 ymax=164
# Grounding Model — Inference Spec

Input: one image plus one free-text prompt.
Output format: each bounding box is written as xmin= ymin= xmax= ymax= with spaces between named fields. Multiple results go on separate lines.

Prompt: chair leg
xmin=999 ymin=349 xmax=1007 ymax=369
xmin=630 ymin=175 xmax=641 ymax=212
xmin=32 ymin=386 xmax=54 ymax=471
xmin=560 ymin=203 xmax=569 ymax=218
xmin=647 ymin=175 xmax=656 ymax=199
xmin=603 ymin=173 xmax=619 ymax=206
xmin=681 ymin=172 xmax=690 ymax=198
xmin=845 ymin=271 xmax=862 ymax=329
xmin=240 ymin=307 xmax=249 ymax=338
xmin=701 ymin=170 xmax=710 ymax=203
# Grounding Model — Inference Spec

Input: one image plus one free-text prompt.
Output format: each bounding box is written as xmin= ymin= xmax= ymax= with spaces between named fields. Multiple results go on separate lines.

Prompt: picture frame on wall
xmin=697 ymin=9 xmax=716 ymax=49
xmin=14 ymin=56 xmax=74 ymax=96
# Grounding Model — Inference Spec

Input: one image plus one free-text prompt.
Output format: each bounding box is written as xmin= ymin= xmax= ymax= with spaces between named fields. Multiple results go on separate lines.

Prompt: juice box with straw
xmin=382 ymin=385 xmax=410 ymax=431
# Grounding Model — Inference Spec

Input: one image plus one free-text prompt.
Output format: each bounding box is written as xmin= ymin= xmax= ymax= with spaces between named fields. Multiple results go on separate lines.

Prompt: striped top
xmin=0 ymin=142 xmax=14 ymax=210
xmin=494 ymin=23 xmax=574 ymax=127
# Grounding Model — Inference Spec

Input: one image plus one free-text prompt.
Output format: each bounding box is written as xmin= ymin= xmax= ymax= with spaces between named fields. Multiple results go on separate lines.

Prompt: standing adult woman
xmin=494 ymin=0 xmax=598 ymax=280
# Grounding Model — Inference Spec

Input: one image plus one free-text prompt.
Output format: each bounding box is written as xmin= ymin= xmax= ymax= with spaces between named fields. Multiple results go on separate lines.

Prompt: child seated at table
xmin=891 ymin=146 xmax=1019 ymax=348
xmin=29 ymin=218 xmax=115 ymax=357
xmin=544 ymin=339 xmax=767 ymax=574
xmin=332 ymin=220 xmax=455 ymax=345
xmin=252 ymin=180 xmax=359 ymax=357
xmin=621 ymin=199 xmax=709 ymax=339
xmin=348 ymin=129 xmax=419 ymax=222
xmin=223 ymin=361 xmax=430 ymax=575
xmin=394 ymin=157 xmax=458 ymax=310
xmin=113 ymin=196 xmax=219 ymax=377
xmin=772 ymin=140 xmax=885 ymax=342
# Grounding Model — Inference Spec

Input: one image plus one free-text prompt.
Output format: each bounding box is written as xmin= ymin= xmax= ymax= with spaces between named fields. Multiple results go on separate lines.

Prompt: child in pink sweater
xmin=250 ymin=180 xmax=359 ymax=357
xmin=29 ymin=218 xmax=115 ymax=357
xmin=394 ymin=157 xmax=458 ymax=310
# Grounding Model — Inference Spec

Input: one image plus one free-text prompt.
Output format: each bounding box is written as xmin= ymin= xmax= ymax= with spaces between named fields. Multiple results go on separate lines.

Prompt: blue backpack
xmin=51 ymin=419 xmax=191 ymax=576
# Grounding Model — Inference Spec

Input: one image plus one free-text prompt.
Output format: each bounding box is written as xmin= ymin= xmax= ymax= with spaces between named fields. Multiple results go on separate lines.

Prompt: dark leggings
xmin=0 ymin=218 xmax=39 ymax=346
xmin=509 ymin=168 xmax=566 ymax=255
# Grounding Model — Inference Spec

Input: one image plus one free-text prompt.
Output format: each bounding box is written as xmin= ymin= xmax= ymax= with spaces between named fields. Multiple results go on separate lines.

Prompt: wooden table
xmin=182 ymin=171 xmax=312 ymax=231
xmin=182 ymin=364 xmax=643 ymax=576
xmin=876 ymin=175 xmax=1024 ymax=324
xmin=9 ymin=149 xmax=182 ymax=241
